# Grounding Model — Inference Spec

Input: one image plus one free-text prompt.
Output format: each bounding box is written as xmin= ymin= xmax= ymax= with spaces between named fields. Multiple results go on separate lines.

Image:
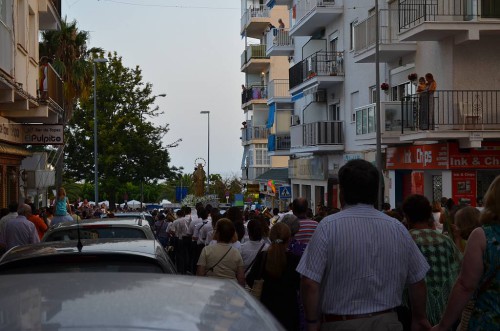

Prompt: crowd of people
xmin=0 ymin=159 xmax=499 ymax=331
xmin=150 ymin=159 xmax=499 ymax=331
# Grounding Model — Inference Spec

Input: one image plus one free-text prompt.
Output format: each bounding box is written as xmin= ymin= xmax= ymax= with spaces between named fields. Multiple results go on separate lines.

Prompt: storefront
xmin=289 ymin=155 xmax=344 ymax=209
xmin=0 ymin=143 xmax=31 ymax=208
xmin=386 ymin=142 xmax=500 ymax=208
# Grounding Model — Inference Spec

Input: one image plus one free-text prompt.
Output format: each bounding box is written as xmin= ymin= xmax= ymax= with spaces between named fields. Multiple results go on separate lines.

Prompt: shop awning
xmin=0 ymin=143 xmax=31 ymax=157
xmin=266 ymin=103 xmax=276 ymax=128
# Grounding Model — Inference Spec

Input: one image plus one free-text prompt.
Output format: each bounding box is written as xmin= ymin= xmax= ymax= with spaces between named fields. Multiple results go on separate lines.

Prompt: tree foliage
xmin=64 ymin=52 xmax=178 ymax=207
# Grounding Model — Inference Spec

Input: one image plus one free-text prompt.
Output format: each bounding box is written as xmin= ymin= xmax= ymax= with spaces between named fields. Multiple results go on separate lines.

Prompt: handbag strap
xmin=245 ymin=242 xmax=266 ymax=273
xmin=257 ymin=251 xmax=267 ymax=280
xmin=204 ymin=246 xmax=232 ymax=276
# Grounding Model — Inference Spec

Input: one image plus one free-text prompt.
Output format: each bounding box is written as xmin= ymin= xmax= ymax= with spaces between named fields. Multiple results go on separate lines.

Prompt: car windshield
xmin=44 ymin=228 xmax=147 ymax=241
xmin=0 ymin=254 xmax=165 ymax=274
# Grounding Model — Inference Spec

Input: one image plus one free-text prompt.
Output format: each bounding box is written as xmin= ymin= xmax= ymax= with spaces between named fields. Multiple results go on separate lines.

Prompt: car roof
xmin=50 ymin=217 xmax=149 ymax=228
xmin=0 ymin=272 xmax=284 ymax=331
xmin=0 ymin=239 xmax=176 ymax=274
xmin=0 ymin=239 xmax=162 ymax=264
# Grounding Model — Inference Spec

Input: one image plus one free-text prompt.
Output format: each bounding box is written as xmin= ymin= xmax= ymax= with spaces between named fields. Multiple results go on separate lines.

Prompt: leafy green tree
xmin=64 ymin=52 xmax=179 ymax=208
xmin=208 ymin=174 xmax=242 ymax=202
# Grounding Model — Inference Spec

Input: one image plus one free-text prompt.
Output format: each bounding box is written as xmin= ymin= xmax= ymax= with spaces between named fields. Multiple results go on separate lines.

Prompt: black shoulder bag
xmin=204 ymin=246 xmax=232 ymax=276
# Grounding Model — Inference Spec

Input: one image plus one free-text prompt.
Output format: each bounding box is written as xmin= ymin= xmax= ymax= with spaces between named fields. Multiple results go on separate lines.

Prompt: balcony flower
xmin=381 ymin=83 xmax=390 ymax=91
xmin=408 ymin=73 xmax=418 ymax=82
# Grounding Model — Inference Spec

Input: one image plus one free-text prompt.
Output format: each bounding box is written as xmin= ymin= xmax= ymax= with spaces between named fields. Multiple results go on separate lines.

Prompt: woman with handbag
xmin=246 ymin=222 xmax=301 ymax=331
xmin=196 ymin=218 xmax=245 ymax=286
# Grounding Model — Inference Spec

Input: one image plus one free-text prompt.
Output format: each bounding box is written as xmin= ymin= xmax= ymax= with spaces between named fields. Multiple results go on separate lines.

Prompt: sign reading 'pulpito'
xmin=22 ymin=125 xmax=64 ymax=145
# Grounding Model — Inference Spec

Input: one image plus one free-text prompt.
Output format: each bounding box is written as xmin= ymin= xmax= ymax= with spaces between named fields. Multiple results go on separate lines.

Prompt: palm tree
xmin=39 ymin=18 xmax=102 ymax=187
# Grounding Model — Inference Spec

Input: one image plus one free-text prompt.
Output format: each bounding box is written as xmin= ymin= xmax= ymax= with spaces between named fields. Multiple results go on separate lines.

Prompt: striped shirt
xmin=294 ymin=218 xmax=318 ymax=244
xmin=296 ymin=204 xmax=429 ymax=315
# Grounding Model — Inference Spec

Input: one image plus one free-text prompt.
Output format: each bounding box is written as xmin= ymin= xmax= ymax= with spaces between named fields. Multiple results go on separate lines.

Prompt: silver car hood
xmin=0 ymin=273 xmax=284 ymax=331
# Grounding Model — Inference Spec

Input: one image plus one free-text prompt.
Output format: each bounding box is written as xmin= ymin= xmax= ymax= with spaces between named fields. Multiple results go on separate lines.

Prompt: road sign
xmin=279 ymin=186 xmax=291 ymax=200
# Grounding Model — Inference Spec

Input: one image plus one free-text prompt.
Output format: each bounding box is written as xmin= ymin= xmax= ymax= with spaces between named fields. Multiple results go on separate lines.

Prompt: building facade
xmin=0 ymin=0 xmax=62 ymax=207
xmin=240 ymin=0 xmax=291 ymax=206
xmin=263 ymin=0 xmax=500 ymax=209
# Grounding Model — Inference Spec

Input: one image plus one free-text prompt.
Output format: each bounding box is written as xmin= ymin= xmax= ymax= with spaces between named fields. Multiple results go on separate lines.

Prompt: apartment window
xmin=16 ymin=0 xmax=26 ymax=49
xmin=391 ymin=82 xmax=412 ymax=101
xmin=350 ymin=20 xmax=357 ymax=51
xmin=28 ymin=9 xmax=35 ymax=55
xmin=350 ymin=91 xmax=359 ymax=122
xmin=0 ymin=0 xmax=8 ymax=23
xmin=355 ymin=105 xmax=375 ymax=135
xmin=370 ymin=86 xmax=377 ymax=103
xmin=328 ymin=104 xmax=340 ymax=121
xmin=329 ymin=34 xmax=338 ymax=53
xmin=255 ymin=144 xmax=270 ymax=166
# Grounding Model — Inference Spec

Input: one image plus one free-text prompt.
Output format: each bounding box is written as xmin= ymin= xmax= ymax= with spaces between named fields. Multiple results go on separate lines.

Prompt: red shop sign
xmin=449 ymin=142 xmax=500 ymax=169
xmin=386 ymin=144 xmax=449 ymax=170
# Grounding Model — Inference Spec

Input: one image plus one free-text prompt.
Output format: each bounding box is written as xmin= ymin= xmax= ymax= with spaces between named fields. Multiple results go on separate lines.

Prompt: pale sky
xmin=63 ymin=0 xmax=245 ymax=178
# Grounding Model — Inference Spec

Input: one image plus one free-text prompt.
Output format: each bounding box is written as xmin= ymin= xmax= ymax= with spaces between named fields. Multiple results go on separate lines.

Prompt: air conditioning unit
xmin=314 ymin=90 xmax=327 ymax=102
xmin=290 ymin=115 xmax=300 ymax=126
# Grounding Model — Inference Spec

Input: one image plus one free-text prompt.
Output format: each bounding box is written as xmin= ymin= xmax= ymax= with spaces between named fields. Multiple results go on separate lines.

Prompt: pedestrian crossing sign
xmin=279 ymin=186 xmax=291 ymax=200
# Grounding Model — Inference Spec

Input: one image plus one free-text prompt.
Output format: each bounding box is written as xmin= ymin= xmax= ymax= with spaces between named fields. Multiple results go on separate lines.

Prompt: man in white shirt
xmin=241 ymin=218 xmax=269 ymax=272
xmin=0 ymin=202 xmax=19 ymax=250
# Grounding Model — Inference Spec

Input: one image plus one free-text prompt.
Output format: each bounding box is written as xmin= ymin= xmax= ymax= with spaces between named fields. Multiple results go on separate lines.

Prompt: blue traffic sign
xmin=279 ymin=186 xmax=291 ymax=200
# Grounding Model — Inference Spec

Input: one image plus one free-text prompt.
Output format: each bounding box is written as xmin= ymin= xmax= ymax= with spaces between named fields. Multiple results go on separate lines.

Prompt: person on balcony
xmin=278 ymin=18 xmax=285 ymax=29
xmin=420 ymin=73 xmax=437 ymax=130
xmin=39 ymin=56 xmax=50 ymax=101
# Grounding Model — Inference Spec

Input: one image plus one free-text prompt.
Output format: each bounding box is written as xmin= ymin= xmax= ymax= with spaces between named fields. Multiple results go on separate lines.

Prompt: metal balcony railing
xmin=241 ymin=125 xmax=270 ymax=142
xmin=242 ymin=85 xmax=268 ymax=104
xmin=401 ymin=90 xmax=500 ymax=132
xmin=40 ymin=63 xmax=64 ymax=109
xmin=265 ymin=28 xmax=293 ymax=49
xmin=268 ymin=134 xmax=291 ymax=151
xmin=303 ymin=121 xmax=343 ymax=145
xmin=289 ymin=51 xmax=344 ymax=89
xmin=293 ymin=0 xmax=337 ymax=27
xmin=241 ymin=5 xmax=271 ymax=31
xmin=354 ymin=9 xmax=407 ymax=54
xmin=268 ymin=79 xmax=290 ymax=99
xmin=399 ymin=0 xmax=500 ymax=31
xmin=291 ymin=121 xmax=344 ymax=147
xmin=241 ymin=44 xmax=269 ymax=67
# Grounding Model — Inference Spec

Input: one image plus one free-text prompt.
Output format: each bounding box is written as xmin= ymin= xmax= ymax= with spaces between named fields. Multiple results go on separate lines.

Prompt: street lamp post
xmin=140 ymin=93 xmax=167 ymax=209
xmin=93 ymin=57 xmax=108 ymax=205
xmin=200 ymin=111 xmax=210 ymax=194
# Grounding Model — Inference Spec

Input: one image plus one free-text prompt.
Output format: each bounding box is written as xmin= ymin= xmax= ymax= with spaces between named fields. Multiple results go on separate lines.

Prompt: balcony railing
xmin=401 ymin=90 xmax=500 ymax=133
xmin=354 ymin=9 xmax=406 ymax=53
xmin=268 ymin=133 xmax=291 ymax=151
xmin=268 ymin=79 xmax=290 ymax=99
xmin=293 ymin=0 xmax=337 ymax=27
xmin=265 ymin=28 xmax=293 ymax=49
xmin=291 ymin=121 xmax=344 ymax=147
xmin=241 ymin=125 xmax=270 ymax=143
xmin=241 ymin=44 xmax=269 ymax=67
xmin=289 ymin=51 xmax=344 ymax=89
xmin=242 ymin=85 xmax=268 ymax=104
xmin=399 ymin=0 xmax=500 ymax=31
xmin=40 ymin=63 xmax=64 ymax=109
xmin=241 ymin=5 xmax=271 ymax=31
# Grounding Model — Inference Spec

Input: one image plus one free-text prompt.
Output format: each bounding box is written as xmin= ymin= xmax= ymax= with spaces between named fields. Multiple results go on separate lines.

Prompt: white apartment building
xmin=264 ymin=0 xmax=500 ymax=209
xmin=0 ymin=0 xmax=62 ymax=207
xmin=240 ymin=0 xmax=291 ymax=202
